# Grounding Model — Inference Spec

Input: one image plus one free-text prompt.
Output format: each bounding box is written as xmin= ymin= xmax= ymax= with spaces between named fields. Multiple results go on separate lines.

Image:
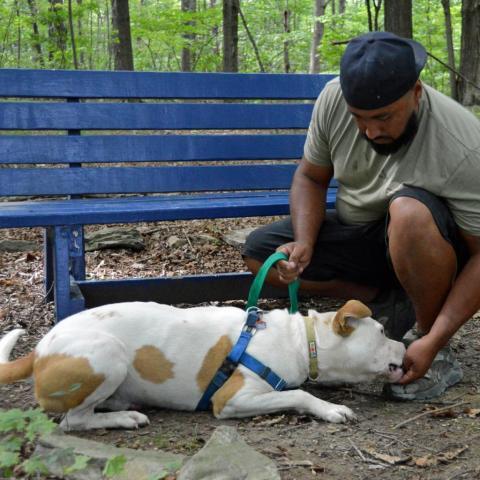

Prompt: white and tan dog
xmin=0 ymin=300 xmax=405 ymax=431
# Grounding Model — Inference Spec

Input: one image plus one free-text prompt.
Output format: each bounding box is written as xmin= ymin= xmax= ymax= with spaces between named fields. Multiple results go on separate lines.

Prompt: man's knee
xmin=388 ymin=196 xmax=438 ymax=242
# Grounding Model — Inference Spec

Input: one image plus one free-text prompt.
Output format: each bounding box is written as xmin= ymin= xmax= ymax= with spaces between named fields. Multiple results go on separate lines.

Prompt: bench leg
xmin=53 ymin=226 xmax=86 ymax=322
xmin=44 ymin=227 xmax=55 ymax=302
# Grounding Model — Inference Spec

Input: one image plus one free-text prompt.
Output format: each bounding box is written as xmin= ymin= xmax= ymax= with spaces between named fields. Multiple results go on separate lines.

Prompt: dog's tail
xmin=0 ymin=329 xmax=34 ymax=384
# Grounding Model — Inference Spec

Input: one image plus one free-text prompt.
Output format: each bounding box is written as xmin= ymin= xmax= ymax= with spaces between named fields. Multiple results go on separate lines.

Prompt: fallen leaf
xmin=464 ymin=407 xmax=480 ymax=418
xmin=414 ymin=455 xmax=437 ymax=468
xmin=364 ymin=447 xmax=411 ymax=465
xmin=437 ymin=446 xmax=468 ymax=463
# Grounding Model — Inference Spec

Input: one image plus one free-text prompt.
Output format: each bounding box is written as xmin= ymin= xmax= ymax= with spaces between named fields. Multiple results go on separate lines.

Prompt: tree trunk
xmin=457 ymin=0 xmax=480 ymax=105
xmin=181 ymin=0 xmax=196 ymax=72
xmin=339 ymin=0 xmax=346 ymax=13
xmin=111 ymin=0 xmax=134 ymax=70
xmin=283 ymin=7 xmax=290 ymax=73
xmin=26 ymin=0 xmax=44 ymax=67
xmin=384 ymin=0 xmax=412 ymax=38
xmin=441 ymin=0 xmax=457 ymax=99
xmin=309 ymin=0 xmax=326 ymax=74
xmin=68 ymin=0 xmax=79 ymax=68
xmin=48 ymin=0 xmax=68 ymax=67
xmin=239 ymin=5 xmax=264 ymax=71
xmin=223 ymin=0 xmax=239 ymax=72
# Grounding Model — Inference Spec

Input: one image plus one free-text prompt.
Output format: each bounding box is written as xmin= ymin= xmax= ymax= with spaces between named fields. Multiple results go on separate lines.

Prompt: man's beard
xmin=364 ymin=112 xmax=419 ymax=155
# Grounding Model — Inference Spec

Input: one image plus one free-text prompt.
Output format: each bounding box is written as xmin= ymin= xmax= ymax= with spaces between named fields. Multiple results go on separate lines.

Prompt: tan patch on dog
xmin=0 ymin=352 xmax=35 ymax=384
xmin=196 ymin=335 xmax=233 ymax=392
xmin=212 ymin=370 xmax=244 ymax=416
xmin=333 ymin=300 xmax=372 ymax=337
xmin=34 ymin=354 xmax=105 ymax=413
xmin=133 ymin=345 xmax=175 ymax=383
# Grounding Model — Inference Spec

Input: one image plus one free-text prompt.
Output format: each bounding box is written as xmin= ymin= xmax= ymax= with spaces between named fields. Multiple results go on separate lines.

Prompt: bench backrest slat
xmin=1 ymin=164 xmax=297 ymax=196
xmin=0 ymin=103 xmax=313 ymax=130
xmin=0 ymin=69 xmax=335 ymax=99
xmin=0 ymin=134 xmax=306 ymax=164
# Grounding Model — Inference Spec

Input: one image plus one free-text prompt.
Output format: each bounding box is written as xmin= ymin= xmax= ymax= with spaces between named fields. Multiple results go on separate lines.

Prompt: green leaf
xmin=103 ymin=454 xmax=127 ymax=477
xmin=22 ymin=456 xmax=49 ymax=475
xmin=0 ymin=409 xmax=26 ymax=433
xmin=0 ymin=436 xmax=23 ymax=452
xmin=0 ymin=449 xmax=20 ymax=469
xmin=24 ymin=410 xmax=56 ymax=442
xmin=64 ymin=454 xmax=90 ymax=474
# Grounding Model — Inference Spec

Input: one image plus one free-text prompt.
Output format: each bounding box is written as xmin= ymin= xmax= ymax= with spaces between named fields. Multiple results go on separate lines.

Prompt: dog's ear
xmin=332 ymin=300 xmax=372 ymax=337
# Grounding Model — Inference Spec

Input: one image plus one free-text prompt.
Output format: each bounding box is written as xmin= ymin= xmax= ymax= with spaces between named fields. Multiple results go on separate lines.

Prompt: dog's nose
xmin=389 ymin=363 xmax=400 ymax=372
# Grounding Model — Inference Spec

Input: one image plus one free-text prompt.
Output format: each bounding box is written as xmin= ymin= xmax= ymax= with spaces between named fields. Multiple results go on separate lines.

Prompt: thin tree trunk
xmin=339 ymin=0 xmax=346 ymax=13
xmin=283 ymin=6 xmax=290 ymax=73
xmin=373 ymin=0 xmax=382 ymax=31
xmin=68 ymin=0 xmax=79 ymax=68
xmin=365 ymin=0 xmax=373 ymax=31
xmin=441 ymin=0 xmax=457 ymax=99
xmin=457 ymin=0 xmax=480 ymax=105
xmin=239 ymin=4 xmax=264 ymax=72
xmin=181 ymin=0 xmax=196 ymax=71
xmin=48 ymin=0 xmax=67 ymax=67
xmin=223 ymin=0 xmax=239 ymax=72
xmin=111 ymin=0 xmax=134 ymax=70
xmin=309 ymin=0 xmax=327 ymax=74
xmin=27 ymin=0 xmax=44 ymax=67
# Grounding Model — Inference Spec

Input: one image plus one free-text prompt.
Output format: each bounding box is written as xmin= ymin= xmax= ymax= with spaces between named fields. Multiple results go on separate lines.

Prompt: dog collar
xmin=304 ymin=316 xmax=319 ymax=381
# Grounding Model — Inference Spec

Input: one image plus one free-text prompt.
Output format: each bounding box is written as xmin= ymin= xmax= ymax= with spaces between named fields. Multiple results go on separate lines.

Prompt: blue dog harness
xmin=196 ymin=252 xmax=299 ymax=411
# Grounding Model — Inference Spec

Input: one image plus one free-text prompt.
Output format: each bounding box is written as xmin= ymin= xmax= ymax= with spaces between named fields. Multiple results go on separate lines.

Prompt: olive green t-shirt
xmin=303 ymin=78 xmax=480 ymax=236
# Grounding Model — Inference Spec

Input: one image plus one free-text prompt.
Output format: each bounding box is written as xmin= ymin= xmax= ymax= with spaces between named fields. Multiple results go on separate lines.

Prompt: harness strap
xmin=239 ymin=352 xmax=287 ymax=391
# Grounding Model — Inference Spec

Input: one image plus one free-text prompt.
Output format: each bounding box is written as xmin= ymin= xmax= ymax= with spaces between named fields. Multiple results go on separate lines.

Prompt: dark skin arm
xmin=276 ymin=158 xmax=333 ymax=283
xmin=399 ymin=231 xmax=480 ymax=383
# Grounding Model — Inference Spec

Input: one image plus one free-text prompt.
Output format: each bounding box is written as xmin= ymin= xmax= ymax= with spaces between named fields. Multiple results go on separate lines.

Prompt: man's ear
xmin=332 ymin=300 xmax=372 ymax=337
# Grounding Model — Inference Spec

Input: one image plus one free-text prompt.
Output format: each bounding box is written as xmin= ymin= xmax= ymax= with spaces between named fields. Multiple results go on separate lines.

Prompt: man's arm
xmin=399 ymin=231 xmax=480 ymax=383
xmin=276 ymin=158 xmax=333 ymax=283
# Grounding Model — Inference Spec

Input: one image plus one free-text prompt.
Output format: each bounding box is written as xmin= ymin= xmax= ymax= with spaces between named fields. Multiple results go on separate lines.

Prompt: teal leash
xmin=246 ymin=251 xmax=300 ymax=313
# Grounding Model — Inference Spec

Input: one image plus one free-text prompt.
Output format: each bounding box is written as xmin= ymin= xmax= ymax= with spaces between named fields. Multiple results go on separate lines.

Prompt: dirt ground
xmin=1 ymin=218 xmax=480 ymax=480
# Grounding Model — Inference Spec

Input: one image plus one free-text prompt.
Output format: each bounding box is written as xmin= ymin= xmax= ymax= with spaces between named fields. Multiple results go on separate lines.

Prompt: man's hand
xmin=397 ymin=335 xmax=439 ymax=384
xmin=275 ymin=242 xmax=313 ymax=284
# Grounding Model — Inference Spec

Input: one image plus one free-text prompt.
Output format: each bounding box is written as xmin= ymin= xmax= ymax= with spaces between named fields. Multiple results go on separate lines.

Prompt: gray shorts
xmin=243 ymin=186 xmax=468 ymax=289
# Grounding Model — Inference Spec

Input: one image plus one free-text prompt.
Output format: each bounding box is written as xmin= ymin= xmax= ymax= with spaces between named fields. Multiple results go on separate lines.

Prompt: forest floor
xmin=1 ymin=217 xmax=480 ymax=480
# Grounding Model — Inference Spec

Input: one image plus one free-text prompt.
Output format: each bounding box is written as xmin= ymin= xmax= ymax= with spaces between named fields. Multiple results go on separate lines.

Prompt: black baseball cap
xmin=340 ymin=31 xmax=427 ymax=110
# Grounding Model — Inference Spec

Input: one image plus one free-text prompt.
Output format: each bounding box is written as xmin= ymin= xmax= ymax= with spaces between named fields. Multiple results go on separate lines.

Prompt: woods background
xmin=0 ymin=0 xmax=478 ymax=105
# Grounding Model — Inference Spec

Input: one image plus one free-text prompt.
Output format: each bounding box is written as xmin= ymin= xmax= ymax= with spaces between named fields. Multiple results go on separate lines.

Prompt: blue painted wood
xmin=0 ymin=134 xmax=306 ymax=164
xmin=53 ymin=226 xmax=85 ymax=320
xmin=0 ymin=69 xmax=335 ymax=99
xmin=0 ymin=164 xmax=296 ymax=196
xmin=0 ymin=189 xmax=338 ymax=228
xmin=0 ymin=103 xmax=313 ymax=130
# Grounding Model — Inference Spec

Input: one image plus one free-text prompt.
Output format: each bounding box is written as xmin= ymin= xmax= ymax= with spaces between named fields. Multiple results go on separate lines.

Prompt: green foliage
xmin=0 ymin=408 xmax=56 ymax=477
xmin=0 ymin=0 xmax=469 ymax=98
xmin=103 ymin=453 xmax=127 ymax=477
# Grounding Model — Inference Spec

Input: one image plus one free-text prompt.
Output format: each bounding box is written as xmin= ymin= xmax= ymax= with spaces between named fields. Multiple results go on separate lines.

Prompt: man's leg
xmin=384 ymin=187 xmax=466 ymax=400
xmin=388 ymin=196 xmax=457 ymax=334
xmin=243 ymin=214 xmax=391 ymax=304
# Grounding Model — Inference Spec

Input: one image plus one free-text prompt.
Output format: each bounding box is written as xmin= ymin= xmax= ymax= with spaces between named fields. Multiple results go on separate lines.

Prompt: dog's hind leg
xmin=34 ymin=332 xmax=149 ymax=431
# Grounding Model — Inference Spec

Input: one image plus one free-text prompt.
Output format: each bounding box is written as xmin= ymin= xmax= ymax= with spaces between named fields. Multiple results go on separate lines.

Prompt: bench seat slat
xmin=0 ymin=69 xmax=335 ymax=99
xmin=0 ymin=164 xmax=297 ymax=196
xmin=0 ymin=189 xmax=338 ymax=228
xmin=0 ymin=134 xmax=306 ymax=164
xmin=0 ymin=103 xmax=314 ymax=130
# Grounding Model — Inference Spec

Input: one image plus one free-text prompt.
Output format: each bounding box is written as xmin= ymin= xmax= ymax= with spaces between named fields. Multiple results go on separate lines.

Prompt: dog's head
xmin=309 ymin=300 xmax=405 ymax=385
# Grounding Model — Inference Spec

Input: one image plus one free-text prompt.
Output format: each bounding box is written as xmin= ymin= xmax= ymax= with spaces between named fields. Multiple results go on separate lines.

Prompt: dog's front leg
xmin=213 ymin=377 xmax=356 ymax=423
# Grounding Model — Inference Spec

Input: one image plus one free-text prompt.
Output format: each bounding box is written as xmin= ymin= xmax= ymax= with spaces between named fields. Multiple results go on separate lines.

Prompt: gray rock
xmin=167 ymin=234 xmax=187 ymax=248
xmin=0 ymin=239 xmax=40 ymax=252
xmin=222 ymin=227 xmax=257 ymax=248
xmin=85 ymin=227 xmax=145 ymax=252
xmin=34 ymin=431 xmax=185 ymax=480
xmin=178 ymin=426 xmax=280 ymax=480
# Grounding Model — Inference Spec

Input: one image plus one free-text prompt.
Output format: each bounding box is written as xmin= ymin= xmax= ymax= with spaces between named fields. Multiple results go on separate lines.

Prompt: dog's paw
xmin=322 ymin=404 xmax=357 ymax=423
xmin=113 ymin=411 xmax=150 ymax=429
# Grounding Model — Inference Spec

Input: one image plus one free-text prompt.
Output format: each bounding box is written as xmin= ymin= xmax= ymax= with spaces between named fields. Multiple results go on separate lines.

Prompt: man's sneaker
xmin=368 ymin=289 xmax=416 ymax=341
xmin=383 ymin=346 xmax=463 ymax=401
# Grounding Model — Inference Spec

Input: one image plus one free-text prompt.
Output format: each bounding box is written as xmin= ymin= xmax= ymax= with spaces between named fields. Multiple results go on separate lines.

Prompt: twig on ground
xmin=392 ymin=401 xmax=469 ymax=430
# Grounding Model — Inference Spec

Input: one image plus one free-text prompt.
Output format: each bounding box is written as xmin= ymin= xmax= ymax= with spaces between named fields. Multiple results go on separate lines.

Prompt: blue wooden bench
xmin=0 ymin=69 xmax=337 ymax=321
